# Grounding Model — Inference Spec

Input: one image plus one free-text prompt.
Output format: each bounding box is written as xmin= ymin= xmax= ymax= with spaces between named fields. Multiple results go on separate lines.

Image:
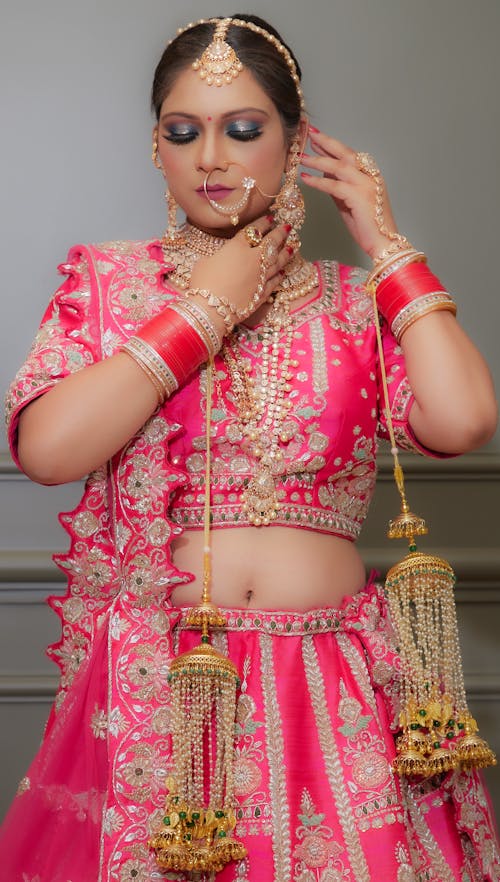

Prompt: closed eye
xmin=163 ymin=126 xmax=198 ymax=144
xmin=226 ymin=123 xmax=263 ymax=142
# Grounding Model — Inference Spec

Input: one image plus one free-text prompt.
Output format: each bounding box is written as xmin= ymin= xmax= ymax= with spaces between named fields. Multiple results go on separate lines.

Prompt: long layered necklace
xmin=162 ymin=223 xmax=319 ymax=524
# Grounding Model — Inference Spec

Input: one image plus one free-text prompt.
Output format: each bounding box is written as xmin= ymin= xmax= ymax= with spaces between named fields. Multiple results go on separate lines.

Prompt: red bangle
xmin=376 ymin=263 xmax=446 ymax=326
xmin=137 ymin=307 xmax=208 ymax=385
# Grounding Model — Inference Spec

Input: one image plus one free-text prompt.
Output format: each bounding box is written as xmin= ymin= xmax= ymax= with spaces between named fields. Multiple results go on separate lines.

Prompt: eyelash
xmin=164 ymin=127 xmax=263 ymax=145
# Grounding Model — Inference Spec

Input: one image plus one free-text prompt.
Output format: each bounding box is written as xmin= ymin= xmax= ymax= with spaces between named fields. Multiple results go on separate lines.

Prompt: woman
xmin=2 ymin=13 xmax=499 ymax=882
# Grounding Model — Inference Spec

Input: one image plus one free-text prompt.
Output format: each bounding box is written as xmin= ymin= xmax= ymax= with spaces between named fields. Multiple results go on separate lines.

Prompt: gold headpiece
xmin=174 ymin=17 xmax=305 ymax=109
xmin=192 ymin=18 xmax=243 ymax=86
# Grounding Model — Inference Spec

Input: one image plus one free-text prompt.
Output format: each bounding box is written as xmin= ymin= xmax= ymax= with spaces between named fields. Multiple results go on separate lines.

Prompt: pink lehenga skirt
xmin=0 ymin=582 xmax=498 ymax=882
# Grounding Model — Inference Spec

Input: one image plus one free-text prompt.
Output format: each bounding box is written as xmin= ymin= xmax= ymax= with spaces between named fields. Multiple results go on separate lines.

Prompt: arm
xmin=14 ymin=219 xmax=291 ymax=485
xmin=301 ymin=130 xmax=498 ymax=454
xmin=399 ymin=310 xmax=497 ymax=454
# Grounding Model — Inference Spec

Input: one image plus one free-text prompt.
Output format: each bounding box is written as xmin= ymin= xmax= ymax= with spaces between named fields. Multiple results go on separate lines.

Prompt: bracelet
xmin=367 ymin=250 xmax=426 ymax=290
xmin=185 ymin=287 xmax=237 ymax=332
xmin=137 ymin=307 xmax=209 ymax=386
xmin=376 ymin=263 xmax=448 ymax=326
xmin=391 ymin=292 xmax=457 ymax=342
xmin=170 ymin=299 xmax=223 ymax=356
xmin=372 ymin=239 xmax=415 ymax=266
xmin=121 ymin=336 xmax=178 ymax=403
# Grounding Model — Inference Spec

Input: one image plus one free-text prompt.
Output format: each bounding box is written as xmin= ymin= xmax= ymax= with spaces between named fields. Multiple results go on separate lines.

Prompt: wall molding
xmin=0 ymin=547 xmax=498 ymax=591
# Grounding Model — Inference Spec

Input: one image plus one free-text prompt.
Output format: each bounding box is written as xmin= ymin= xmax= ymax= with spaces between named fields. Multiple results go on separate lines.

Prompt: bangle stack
xmin=121 ymin=302 xmax=221 ymax=404
xmin=367 ymin=248 xmax=457 ymax=343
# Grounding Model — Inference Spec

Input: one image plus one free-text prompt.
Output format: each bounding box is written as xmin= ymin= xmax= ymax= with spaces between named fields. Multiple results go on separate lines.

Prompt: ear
xmin=297 ymin=115 xmax=309 ymax=151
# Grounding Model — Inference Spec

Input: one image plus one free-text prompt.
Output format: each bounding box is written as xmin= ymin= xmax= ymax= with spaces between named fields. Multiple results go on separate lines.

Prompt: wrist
xmin=370 ymin=261 xmax=457 ymax=342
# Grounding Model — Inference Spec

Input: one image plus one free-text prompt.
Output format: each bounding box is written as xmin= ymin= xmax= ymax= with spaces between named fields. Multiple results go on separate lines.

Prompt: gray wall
xmin=1 ymin=0 xmax=499 ymax=820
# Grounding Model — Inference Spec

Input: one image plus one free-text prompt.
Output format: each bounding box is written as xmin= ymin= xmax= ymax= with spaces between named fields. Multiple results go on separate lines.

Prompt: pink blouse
xmin=4 ymin=239 xmax=435 ymax=703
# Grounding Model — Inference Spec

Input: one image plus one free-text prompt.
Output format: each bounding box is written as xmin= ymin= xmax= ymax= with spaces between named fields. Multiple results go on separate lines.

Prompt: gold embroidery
xmin=302 ymin=636 xmax=371 ymax=882
xmin=310 ymin=317 xmax=328 ymax=396
xmin=401 ymin=780 xmax=457 ymax=882
xmin=260 ymin=633 xmax=292 ymax=880
xmin=16 ymin=776 xmax=31 ymax=795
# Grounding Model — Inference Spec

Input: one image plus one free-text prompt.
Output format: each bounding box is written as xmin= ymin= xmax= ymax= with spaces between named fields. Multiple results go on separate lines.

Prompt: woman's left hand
xmin=300 ymin=129 xmax=400 ymax=260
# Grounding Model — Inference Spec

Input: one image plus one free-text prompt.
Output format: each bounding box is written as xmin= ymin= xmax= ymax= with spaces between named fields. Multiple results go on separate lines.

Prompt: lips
xmin=197 ymin=185 xmax=234 ymax=200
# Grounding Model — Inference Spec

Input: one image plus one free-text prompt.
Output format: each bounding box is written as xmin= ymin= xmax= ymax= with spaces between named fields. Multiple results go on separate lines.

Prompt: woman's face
xmin=156 ymin=66 xmax=290 ymax=236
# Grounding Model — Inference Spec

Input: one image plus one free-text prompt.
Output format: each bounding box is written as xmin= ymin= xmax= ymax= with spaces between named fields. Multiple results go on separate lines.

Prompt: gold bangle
xmin=367 ymin=250 xmax=426 ymax=290
xmin=121 ymin=337 xmax=179 ymax=401
xmin=392 ymin=294 xmax=457 ymax=342
xmin=170 ymin=300 xmax=222 ymax=356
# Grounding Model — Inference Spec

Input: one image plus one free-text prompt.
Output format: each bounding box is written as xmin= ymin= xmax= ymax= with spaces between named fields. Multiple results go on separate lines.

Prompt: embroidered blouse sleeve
xmin=4 ymin=246 xmax=101 ymax=468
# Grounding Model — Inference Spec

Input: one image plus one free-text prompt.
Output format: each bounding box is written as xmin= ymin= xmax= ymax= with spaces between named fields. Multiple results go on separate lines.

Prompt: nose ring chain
xmin=203 ymin=167 xmax=256 ymax=225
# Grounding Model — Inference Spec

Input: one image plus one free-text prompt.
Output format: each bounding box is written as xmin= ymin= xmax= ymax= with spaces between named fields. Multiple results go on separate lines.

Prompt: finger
xmin=308 ymin=130 xmax=356 ymax=160
xmin=250 ymin=213 xmax=276 ymax=231
xmin=300 ymin=172 xmax=354 ymax=201
xmin=239 ymin=213 xmax=275 ymax=240
xmin=301 ymin=153 xmax=361 ymax=183
xmin=260 ymin=222 xmax=292 ymax=253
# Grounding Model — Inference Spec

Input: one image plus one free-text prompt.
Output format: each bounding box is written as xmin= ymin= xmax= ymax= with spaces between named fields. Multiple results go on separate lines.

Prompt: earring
xmin=164 ymin=189 xmax=179 ymax=242
xmin=152 ymin=130 xmax=163 ymax=170
xmin=271 ymin=136 xmax=306 ymax=244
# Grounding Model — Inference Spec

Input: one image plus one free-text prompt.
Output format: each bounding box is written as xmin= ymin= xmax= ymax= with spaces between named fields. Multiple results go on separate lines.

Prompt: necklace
xmin=162 ymin=224 xmax=228 ymax=290
xmin=162 ymin=222 xmax=319 ymax=525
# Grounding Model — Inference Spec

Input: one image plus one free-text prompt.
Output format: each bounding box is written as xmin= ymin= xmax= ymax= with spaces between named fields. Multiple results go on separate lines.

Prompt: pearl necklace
xmin=223 ymin=266 xmax=318 ymax=526
xmin=161 ymin=223 xmax=319 ymax=525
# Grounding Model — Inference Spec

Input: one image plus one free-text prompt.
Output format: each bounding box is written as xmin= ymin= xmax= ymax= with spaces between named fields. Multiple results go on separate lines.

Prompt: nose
xmin=195 ymin=130 xmax=228 ymax=175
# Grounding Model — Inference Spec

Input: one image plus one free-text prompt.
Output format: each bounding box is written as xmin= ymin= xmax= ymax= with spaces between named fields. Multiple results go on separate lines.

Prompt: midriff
xmin=170 ymin=526 xmax=367 ymax=611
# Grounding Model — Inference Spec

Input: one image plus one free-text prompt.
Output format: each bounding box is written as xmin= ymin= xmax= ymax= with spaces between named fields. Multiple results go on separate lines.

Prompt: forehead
xmin=159 ymin=66 xmax=278 ymax=119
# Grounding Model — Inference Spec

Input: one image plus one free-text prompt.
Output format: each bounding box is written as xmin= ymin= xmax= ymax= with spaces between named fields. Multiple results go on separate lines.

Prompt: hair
xmin=151 ymin=14 xmax=303 ymax=141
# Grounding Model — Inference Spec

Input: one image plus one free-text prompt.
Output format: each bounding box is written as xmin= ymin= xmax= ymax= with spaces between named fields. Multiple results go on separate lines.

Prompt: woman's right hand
xmin=188 ymin=216 xmax=293 ymax=326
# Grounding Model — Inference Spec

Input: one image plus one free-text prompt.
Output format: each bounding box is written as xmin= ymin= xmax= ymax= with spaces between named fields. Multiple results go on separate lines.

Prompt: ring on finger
xmin=244 ymin=225 xmax=263 ymax=247
xmin=261 ymin=238 xmax=279 ymax=267
xmin=355 ymin=151 xmax=380 ymax=177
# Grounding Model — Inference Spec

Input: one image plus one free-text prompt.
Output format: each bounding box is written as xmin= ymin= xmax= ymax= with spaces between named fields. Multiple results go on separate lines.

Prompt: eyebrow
xmin=160 ymin=106 xmax=270 ymax=123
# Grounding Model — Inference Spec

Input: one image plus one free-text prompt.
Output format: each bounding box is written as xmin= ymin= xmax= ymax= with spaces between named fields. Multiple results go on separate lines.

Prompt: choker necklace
xmin=161 ymin=222 xmax=318 ymax=303
xmin=162 ymin=223 xmax=228 ymax=290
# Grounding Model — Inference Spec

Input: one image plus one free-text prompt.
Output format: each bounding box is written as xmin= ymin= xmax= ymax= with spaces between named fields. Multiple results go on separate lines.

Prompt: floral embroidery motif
xmin=91 ymin=705 xmax=108 ymax=739
xmin=234 ymin=657 xmax=269 ymax=836
xmin=5 ymin=240 xmax=500 ymax=881
xmin=293 ymin=790 xmax=346 ymax=880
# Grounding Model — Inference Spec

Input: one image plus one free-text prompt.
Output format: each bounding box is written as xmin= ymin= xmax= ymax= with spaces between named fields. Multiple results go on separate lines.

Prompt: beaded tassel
xmin=370 ymin=286 xmax=496 ymax=779
xmin=149 ymin=362 xmax=246 ymax=873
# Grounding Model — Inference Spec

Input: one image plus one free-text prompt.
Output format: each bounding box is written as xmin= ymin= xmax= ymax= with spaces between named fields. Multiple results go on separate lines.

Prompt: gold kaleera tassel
xmin=370 ymin=283 xmax=496 ymax=779
xmin=149 ymin=360 xmax=247 ymax=874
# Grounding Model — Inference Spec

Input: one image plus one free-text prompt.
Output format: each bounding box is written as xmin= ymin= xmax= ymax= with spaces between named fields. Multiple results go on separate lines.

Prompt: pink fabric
xmin=1 ymin=585 xmax=498 ymax=881
xmin=2 ymin=240 xmax=499 ymax=880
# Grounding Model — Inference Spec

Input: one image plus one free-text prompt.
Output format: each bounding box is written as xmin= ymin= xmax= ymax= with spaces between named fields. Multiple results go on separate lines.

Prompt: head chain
xmin=170 ymin=17 xmax=305 ymax=110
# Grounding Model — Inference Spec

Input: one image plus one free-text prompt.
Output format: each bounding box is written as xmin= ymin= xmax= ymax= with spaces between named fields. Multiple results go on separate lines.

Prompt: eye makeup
xmin=162 ymin=118 xmax=264 ymax=145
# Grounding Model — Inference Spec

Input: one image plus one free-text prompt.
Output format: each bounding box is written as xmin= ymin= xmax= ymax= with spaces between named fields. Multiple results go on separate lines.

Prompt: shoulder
xmin=62 ymin=238 xmax=164 ymax=277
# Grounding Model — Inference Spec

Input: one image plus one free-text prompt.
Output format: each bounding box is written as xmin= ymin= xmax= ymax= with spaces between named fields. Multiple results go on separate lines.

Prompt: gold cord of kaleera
xmin=149 ymin=360 xmax=247 ymax=873
xmin=370 ymin=283 xmax=496 ymax=778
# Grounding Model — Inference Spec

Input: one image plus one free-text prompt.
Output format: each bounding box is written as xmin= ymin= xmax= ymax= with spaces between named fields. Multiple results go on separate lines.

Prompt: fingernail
xmin=309 ymin=124 xmax=320 ymax=133
xmin=266 ymin=214 xmax=275 ymax=223
xmin=284 ymin=223 xmax=292 ymax=232
xmin=300 ymin=172 xmax=310 ymax=178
